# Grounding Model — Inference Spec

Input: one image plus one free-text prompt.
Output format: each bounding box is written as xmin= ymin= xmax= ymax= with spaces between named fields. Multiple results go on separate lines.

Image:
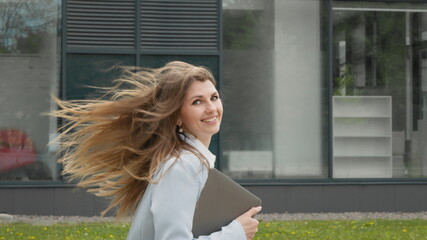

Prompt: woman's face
xmin=178 ymin=80 xmax=223 ymax=147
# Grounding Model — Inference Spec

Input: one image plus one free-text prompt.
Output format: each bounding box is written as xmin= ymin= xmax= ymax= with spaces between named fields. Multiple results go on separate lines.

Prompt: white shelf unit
xmin=333 ymin=96 xmax=392 ymax=178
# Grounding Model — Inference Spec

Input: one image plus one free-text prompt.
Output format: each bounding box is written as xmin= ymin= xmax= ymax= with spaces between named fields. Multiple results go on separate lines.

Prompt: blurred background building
xmin=1 ymin=0 xmax=427 ymax=215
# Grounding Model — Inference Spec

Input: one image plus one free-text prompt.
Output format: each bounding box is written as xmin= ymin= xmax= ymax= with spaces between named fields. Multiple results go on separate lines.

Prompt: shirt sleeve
xmin=151 ymin=157 xmax=247 ymax=240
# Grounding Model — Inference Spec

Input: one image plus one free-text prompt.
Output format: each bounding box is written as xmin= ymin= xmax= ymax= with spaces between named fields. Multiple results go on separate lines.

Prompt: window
xmin=333 ymin=1 xmax=427 ymax=178
xmin=221 ymin=0 xmax=329 ymax=179
xmin=0 ymin=0 xmax=61 ymax=181
xmin=65 ymin=54 xmax=136 ymax=100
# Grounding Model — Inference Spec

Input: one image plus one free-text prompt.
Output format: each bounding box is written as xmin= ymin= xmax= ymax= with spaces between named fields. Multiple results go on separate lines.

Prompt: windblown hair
xmin=53 ymin=61 xmax=216 ymax=218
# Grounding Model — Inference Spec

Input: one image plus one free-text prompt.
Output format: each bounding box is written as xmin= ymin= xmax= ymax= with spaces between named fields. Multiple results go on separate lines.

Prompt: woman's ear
xmin=176 ymin=119 xmax=184 ymax=133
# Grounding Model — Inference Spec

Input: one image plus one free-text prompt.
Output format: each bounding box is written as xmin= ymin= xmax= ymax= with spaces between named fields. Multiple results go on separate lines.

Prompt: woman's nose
xmin=205 ymin=100 xmax=215 ymax=112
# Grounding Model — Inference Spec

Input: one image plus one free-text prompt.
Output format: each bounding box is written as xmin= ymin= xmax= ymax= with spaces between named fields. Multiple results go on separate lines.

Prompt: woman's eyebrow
xmin=188 ymin=91 xmax=218 ymax=101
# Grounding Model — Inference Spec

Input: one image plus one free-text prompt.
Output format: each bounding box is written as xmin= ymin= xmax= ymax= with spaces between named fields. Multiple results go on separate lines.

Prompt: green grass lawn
xmin=1 ymin=219 xmax=427 ymax=240
xmin=254 ymin=219 xmax=427 ymax=240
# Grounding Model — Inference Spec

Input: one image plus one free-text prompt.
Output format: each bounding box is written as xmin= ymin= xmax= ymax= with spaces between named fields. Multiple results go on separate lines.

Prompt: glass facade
xmin=333 ymin=1 xmax=427 ymax=178
xmin=0 ymin=0 xmax=61 ymax=181
xmin=221 ymin=0 xmax=329 ymax=179
xmin=221 ymin=0 xmax=427 ymax=180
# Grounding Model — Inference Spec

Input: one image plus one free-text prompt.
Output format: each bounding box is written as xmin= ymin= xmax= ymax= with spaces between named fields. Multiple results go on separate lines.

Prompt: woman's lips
xmin=201 ymin=116 xmax=218 ymax=124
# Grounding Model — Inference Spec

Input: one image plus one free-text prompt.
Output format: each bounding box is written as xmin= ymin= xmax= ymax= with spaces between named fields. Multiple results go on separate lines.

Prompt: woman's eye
xmin=211 ymin=95 xmax=219 ymax=101
xmin=192 ymin=100 xmax=202 ymax=105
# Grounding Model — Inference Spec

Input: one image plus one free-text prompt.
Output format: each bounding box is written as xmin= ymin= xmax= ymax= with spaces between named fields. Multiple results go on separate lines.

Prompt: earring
xmin=178 ymin=126 xmax=183 ymax=133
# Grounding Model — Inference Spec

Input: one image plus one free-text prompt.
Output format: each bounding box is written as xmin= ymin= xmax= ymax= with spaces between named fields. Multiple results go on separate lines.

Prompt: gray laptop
xmin=192 ymin=168 xmax=262 ymax=237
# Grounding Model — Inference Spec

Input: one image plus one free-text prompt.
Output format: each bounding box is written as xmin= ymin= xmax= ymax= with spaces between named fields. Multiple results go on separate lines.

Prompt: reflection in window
xmin=221 ymin=0 xmax=329 ymax=179
xmin=0 ymin=0 xmax=60 ymax=181
xmin=333 ymin=1 xmax=427 ymax=178
xmin=221 ymin=0 xmax=274 ymax=179
xmin=66 ymin=54 xmax=136 ymax=100
xmin=0 ymin=1 xmax=58 ymax=54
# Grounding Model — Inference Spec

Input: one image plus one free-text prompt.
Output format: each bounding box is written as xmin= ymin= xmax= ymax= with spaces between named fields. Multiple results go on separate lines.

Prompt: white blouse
xmin=126 ymin=135 xmax=247 ymax=240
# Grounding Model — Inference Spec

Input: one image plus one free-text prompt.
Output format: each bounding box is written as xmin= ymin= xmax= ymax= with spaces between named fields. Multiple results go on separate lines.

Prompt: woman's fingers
xmin=246 ymin=206 xmax=262 ymax=217
xmin=235 ymin=206 xmax=262 ymax=240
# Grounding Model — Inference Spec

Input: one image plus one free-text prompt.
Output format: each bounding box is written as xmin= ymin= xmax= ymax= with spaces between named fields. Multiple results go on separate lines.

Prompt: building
xmin=1 ymin=0 xmax=427 ymax=216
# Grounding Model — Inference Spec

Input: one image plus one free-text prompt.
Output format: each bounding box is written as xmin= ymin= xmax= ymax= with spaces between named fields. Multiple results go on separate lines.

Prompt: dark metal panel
xmin=143 ymin=38 xmax=216 ymax=41
xmin=0 ymin=189 xmax=14 ymax=213
xmin=142 ymin=7 xmax=216 ymax=12
xmin=68 ymin=37 xmax=134 ymax=41
xmin=61 ymin=0 xmax=67 ymax=150
xmin=135 ymin=0 xmax=142 ymax=67
xmin=141 ymin=0 xmax=219 ymax=51
xmin=68 ymin=25 xmax=135 ymax=29
xmin=149 ymin=20 xmax=216 ymax=24
xmin=359 ymin=185 xmax=396 ymax=212
xmin=13 ymin=188 xmax=55 ymax=215
xmin=143 ymin=43 xmax=216 ymax=46
xmin=143 ymin=34 xmax=217 ymax=38
xmin=67 ymin=41 xmax=134 ymax=45
xmin=285 ymin=186 xmax=324 ymax=213
xmin=323 ymin=185 xmax=360 ymax=212
xmin=68 ymin=14 xmax=132 ymax=19
xmin=327 ymin=0 xmax=334 ymax=179
xmin=67 ymin=1 xmax=134 ymax=6
xmin=68 ymin=21 xmax=133 ymax=25
xmin=54 ymin=188 xmax=95 ymax=216
xmin=68 ymin=29 xmax=134 ymax=33
xmin=244 ymin=186 xmax=286 ymax=214
xmin=68 ymin=8 xmax=134 ymax=13
xmin=2 ymin=185 xmax=427 ymax=215
xmin=65 ymin=46 xmax=137 ymax=54
xmin=142 ymin=19 xmax=217 ymax=23
xmin=142 ymin=1 xmax=217 ymax=8
xmin=217 ymin=0 xmax=223 ymax=170
xmin=141 ymin=26 xmax=216 ymax=31
xmin=94 ymin=195 xmax=113 ymax=217
xmin=142 ymin=12 xmax=216 ymax=17
xmin=66 ymin=0 xmax=136 ymax=48
xmin=396 ymin=185 xmax=427 ymax=212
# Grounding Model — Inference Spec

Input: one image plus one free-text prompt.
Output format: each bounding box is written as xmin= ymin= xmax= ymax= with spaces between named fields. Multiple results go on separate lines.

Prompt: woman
xmin=53 ymin=61 xmax=261 ymax=239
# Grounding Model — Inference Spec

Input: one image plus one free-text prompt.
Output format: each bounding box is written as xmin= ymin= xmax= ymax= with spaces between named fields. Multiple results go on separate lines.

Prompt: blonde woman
xmin=54 ymin=61 xmax=261 ymax=240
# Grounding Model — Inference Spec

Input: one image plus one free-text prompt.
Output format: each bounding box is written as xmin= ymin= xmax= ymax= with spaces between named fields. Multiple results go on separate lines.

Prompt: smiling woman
xmin=52 ymin=61 xmax=261 ymax=240
xmin=178 ymin=80 xmax=223 ymax=147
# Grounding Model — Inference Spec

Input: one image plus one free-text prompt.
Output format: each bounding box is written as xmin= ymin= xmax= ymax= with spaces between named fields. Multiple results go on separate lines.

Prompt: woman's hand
xmin=235 ymin=206 xmax=262 ymax=240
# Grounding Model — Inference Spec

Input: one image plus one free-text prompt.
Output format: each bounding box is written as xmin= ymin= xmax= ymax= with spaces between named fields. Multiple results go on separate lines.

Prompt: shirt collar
xmin=180 ymin=133 xmax=216 ymax=168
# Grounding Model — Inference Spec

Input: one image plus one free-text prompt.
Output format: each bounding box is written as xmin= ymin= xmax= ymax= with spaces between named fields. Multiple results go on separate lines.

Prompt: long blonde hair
xmin=53 ymin=61 xmax=216 ymax=217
